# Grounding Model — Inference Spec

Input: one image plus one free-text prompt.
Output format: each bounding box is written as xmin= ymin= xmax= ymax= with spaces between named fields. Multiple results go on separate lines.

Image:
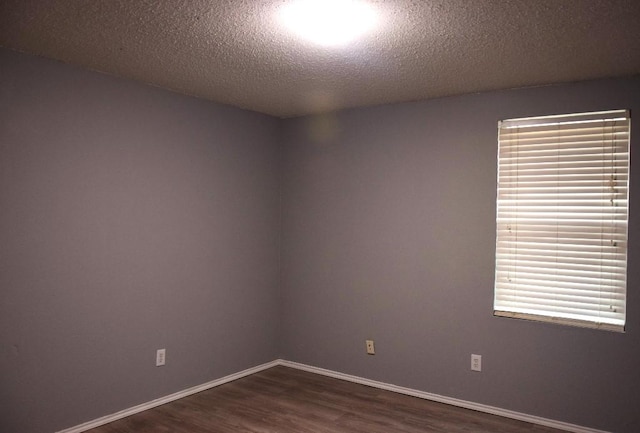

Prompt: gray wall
xmin=3 ymin=45 xmax=640 ymax=433
xmin=280 ymin=78 xmax=640 ymax=433
xmin=0 ymin=48 xmax=281 ymax=433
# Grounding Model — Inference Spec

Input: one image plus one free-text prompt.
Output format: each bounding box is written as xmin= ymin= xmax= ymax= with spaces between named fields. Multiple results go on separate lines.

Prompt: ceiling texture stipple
xmin=1 ymin=0 xmax=639 ymax=118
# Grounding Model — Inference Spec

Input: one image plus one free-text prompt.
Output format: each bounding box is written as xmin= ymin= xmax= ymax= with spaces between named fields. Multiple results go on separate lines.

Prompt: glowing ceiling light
xmin=279 ymin=0 xmax=378 ymax=47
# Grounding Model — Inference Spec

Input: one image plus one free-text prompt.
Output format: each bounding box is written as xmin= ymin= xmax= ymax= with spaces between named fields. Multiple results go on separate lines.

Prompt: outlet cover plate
xmin=471 ymin=354 xmax=481 ymax=372
xmin=366 ymin=340 xmax=375 ymax=355
xmin=156 ymin=348 xmax=166 ymax=366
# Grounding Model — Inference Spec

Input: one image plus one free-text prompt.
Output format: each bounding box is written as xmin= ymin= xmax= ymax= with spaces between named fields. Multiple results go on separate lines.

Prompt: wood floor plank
xmin=85 ymin=366 xmax=569 ymax=433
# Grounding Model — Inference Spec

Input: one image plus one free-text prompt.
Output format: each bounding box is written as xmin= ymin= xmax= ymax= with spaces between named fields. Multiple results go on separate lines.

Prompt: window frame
xmin=493 ymin=109 xmax=631 ymax=332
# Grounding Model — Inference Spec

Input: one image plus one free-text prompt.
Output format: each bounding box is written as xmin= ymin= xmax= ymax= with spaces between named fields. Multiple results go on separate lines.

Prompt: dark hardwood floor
xmin=86 ymin=366 xmax=568 ymax=433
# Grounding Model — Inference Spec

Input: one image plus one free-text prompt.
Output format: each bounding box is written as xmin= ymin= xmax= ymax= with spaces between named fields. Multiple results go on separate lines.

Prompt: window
xmin=494 ymin=110 xmax=630 ymax=332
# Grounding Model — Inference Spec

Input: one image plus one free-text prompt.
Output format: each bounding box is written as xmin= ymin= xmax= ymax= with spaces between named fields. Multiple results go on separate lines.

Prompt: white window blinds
xmin=494 ymin=110 xmax=630 ymax=332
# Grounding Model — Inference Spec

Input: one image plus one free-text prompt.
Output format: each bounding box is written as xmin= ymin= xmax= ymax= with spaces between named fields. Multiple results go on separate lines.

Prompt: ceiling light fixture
xmin=279 ymin=0 xmax=378 ymax=47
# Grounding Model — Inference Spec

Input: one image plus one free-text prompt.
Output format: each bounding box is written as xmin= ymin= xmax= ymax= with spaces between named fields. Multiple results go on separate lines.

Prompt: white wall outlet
xmin=156 ymin=348 xmax=166 ymax=366
xmin=471 ymin=353 xmax=481 ymax=372
xmin=366 ymin=339 xmax=375 ymax=355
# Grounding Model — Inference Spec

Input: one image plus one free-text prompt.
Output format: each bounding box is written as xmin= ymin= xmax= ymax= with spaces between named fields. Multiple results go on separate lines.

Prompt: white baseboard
xmin=57 ymin=358 xmax=609 ymax=433
xmin=55 ymin=360 xmax=280 ymax=433
xmin=279 ymin=360 xmax=610 ymax=433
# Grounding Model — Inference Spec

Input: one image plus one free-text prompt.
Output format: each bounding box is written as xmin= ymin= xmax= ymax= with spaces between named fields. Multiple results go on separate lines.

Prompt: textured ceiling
xmin=1 ymin=0 xmax=639 ymax=118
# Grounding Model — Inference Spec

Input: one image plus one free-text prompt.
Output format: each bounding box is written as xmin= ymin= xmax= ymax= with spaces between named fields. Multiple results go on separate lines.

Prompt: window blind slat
xmin=495 ymin=295 xmax=626 ymax=313
xmin=496 ymin=256 xmax=626 ymax=270
xmin=497 ymin=285 xmax=627 ymax=296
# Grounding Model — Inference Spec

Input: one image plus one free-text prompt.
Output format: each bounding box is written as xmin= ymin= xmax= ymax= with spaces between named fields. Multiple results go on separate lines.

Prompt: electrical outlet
xmin=156 ymin=348 xmax=166 ymax=366
xmin=366 ymin=339 xmax=375 ymax=355
xmin=471 ymin=354 xmax=481 ymax=372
